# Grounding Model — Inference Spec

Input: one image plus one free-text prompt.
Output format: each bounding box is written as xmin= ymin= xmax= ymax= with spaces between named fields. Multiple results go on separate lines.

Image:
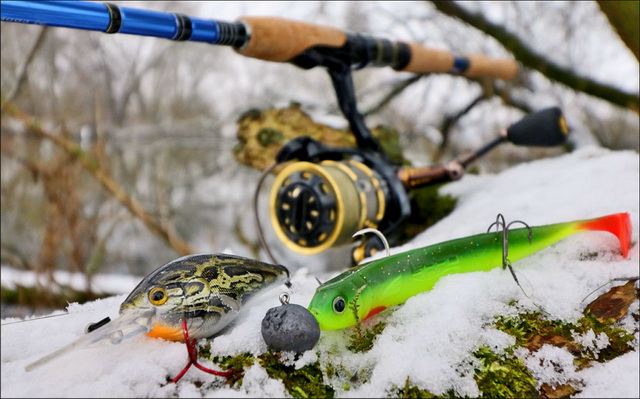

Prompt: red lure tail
xmin=577 ymin=213 xmax=632 ymax=258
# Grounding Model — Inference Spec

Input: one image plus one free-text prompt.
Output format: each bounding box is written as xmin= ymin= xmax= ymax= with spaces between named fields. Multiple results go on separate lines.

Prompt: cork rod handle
xmin=235 ymin=17 xmax=347 ymax=62
xmin=236 ymin=17 xmax=518 ymax=81
xmin=402 ymin=43 xmax=518 ymax=80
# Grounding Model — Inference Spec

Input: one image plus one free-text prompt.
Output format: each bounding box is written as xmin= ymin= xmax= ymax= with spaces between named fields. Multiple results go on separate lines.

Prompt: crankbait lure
xmin=26 ymin=253 xmax=290 ymax=379
xmin=307 ymin=213 xmax=632 ymax=330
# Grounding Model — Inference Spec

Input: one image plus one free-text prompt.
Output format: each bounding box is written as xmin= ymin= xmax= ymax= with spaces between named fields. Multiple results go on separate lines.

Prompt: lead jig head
xmin=261 ymin=292 xmax=320 ymax=353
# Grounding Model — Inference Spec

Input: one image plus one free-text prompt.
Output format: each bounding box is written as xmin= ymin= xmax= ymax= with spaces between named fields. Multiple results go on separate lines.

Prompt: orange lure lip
xmin=146 ymin=322 xmax=185 ymax=342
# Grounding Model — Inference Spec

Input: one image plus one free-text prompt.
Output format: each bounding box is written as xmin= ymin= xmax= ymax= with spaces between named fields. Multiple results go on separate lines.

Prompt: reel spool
xmin=269 ymin=160 xmax=389 ymax=254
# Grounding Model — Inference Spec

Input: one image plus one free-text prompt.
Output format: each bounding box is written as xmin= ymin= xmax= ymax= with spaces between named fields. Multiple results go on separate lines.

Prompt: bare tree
xmin=597 ymin=0 xmax=639 ymax=61
xmin=1 ymin=2 xmax=637 ymax=311
xmin=428 ymin=1 xmax=638 ymax=112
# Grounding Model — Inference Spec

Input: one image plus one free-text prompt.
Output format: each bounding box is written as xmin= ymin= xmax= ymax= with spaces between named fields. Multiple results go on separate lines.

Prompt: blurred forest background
xmin=1 ymin=1 xmax=638 ymax=316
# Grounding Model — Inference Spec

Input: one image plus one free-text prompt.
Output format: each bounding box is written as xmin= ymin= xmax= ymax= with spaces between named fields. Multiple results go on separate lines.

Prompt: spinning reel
xmin=267 ymin=106 xmax=569 ymax=264
xmin=264 ymin=42 xmax=569 ymax=263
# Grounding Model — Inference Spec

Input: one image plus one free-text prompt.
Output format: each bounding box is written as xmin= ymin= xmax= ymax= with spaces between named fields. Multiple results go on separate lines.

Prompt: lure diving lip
xmin=25 ymin=308 xmax=155 ymax=372
xmin=307 ymin=213 xmax=633 ymax=331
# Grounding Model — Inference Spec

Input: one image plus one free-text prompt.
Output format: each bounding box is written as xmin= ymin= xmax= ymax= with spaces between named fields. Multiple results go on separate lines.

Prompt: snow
xmin=1 ymin=145 xmax=638 ymax=398
xmin=574 ymin=352 xmax=640 ymax=399
xmin=0 ymin=267 xmax=140 ymax=297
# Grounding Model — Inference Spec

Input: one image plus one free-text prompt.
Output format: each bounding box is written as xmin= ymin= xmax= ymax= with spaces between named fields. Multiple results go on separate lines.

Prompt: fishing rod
xmin=0 ymin=1 xmax=517 ymax=149
xmin=0 ymin=1 xmax=517 ymax=78
xmin=1 ymin=1 xmax=568 ymax=264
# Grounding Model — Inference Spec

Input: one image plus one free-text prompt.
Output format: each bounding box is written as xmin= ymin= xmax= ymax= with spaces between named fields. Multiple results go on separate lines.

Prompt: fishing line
xmin=0 ymin=311 xmax=71 ymax=326
xmin=512 ymin=269 xmax=534 ymax=298
xmin=580 ymin=276 xmax=639 ymax=304
xmin=253 ymin=162 xmax=280 ymax=266
xmin=511 ymin=269 xmax=551 ymax=317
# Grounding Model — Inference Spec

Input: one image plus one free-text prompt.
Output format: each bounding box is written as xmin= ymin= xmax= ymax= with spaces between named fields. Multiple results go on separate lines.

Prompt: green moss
xmin=196 ymin=303 xmax=635 ymax=398
xmin=473 ymin=346 xmax=538 ymax=398
xmin=575 ymin=312 xmax=636 ymax=365
xmin=390 ymin=348 xmax=536 ymax=399
xmin=392 ymin=378 xmax=460 ymax=398
xmin=260 ymin=351 xmax=334 ymax=398
xmin=347 ymin=321 xmax=387 ymax=353
xmin=205 ymin=352 xmax=254 ymax=386
xmin=214 ymin=352 xmax=256 ymax=370
xmin=204 ymin=350 xmax=334 ymax=398
xmin=343 ymin=284 xmax=389 ymax=353
xmin=494 ymin=311 xmax=576 ymax=348
xmin=393 ymin=378 xmax=438 ymax=398
xmin=391 ymin=307 xmax=635 ymax=399
xmin=338 ymin=367 xmax=372 ymax=392
xmin=236 ymin=108 xmax=263 ymax=123
xmin=257 ymin=127 xmax=285 ymax=147
xmin=411 ymin=184 xmax=457 ymax=226
xmin=370 ymin=125 xmax=407 ymax=165
xmin=401 ymin=183 xmax=457 ymax=242
xmin=494 ymin=309 xmax=636 ymax=369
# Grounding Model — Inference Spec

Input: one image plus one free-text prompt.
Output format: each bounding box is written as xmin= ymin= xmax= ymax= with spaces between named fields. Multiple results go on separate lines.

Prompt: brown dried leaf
xmin=584 ymin=279 xmax=639 ymax=323
xmin=539 ymin=383 xmax=578 ymax=399
xmin=527 ymin=332 xmax=580 ymax=353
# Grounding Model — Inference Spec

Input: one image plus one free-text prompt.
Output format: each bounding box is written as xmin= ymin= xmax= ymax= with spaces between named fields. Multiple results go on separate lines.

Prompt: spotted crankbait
xmin=26 ymin=253 xmax=289 ymax=378
xmin=307 ymin=213 xmax=632 ymax=330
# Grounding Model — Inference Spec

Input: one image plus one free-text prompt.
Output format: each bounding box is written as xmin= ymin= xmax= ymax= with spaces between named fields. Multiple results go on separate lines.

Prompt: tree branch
xmin=3 ymin=103 xmax=195 ymax=257
xmin=362 ymin=74 xmax=425 ymax=116
xmin=428 ymin=1 xmax=639 ymax=112
xmin=3 ymin=26 xmax=49 ymax=106
xmin=438 ymin=92 xmax=487 ymax=154
xmin=596 ymin=0 xmax=639 ymax=61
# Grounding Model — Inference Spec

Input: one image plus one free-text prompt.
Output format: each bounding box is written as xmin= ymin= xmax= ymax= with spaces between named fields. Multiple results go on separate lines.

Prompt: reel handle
xmin=397 ymin=163 xmax=463 ymax=189
xmin=402 ymin=43 xmax=518 ymax=79
xmin=506 ymin=106 xmax=569 ymax=146
xmin=236 ymin=16 xmax=518 ymax=80
xmin=398 ymin=107 xmax=569 ymax=190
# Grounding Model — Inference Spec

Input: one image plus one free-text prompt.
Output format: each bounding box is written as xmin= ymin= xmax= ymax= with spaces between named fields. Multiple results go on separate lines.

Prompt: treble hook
xmin=353 ymin=227 xmax=391 ymax=258
xmin=487 ymin=213 xmax=533 ymax=286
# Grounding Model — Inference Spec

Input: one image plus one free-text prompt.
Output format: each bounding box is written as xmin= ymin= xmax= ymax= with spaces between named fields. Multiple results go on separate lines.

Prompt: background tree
xmin=1 ymin=1 xmax=637 ymax=315
xmin=597 ymin=0 xmax=639 ymax=61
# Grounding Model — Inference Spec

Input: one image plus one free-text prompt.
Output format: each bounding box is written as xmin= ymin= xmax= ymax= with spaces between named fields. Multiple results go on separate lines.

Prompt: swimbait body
xmin=26 ymin=253 xmax=289 ymax=371
xmin=307 ymin=213 xmax=632 ymax=330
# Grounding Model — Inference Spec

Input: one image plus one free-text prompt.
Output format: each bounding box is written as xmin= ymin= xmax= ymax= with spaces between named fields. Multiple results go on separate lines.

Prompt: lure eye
xmin=332 ymin=297 xmax=346 ymax=314
xmin=148 ymin=287 xmax=168 ymax=306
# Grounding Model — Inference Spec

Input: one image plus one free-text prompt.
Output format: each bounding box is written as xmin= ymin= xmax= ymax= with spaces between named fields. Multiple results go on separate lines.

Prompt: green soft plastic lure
xmin=307 ymin=213 xmax=632 ymax=330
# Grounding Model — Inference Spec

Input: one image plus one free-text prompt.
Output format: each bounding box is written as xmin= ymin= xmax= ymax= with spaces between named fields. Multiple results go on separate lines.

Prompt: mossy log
xmin=232 ymin=103 xmax=456 ymax=245
xmin=232 ymin=102 xmax=406 ymax=172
